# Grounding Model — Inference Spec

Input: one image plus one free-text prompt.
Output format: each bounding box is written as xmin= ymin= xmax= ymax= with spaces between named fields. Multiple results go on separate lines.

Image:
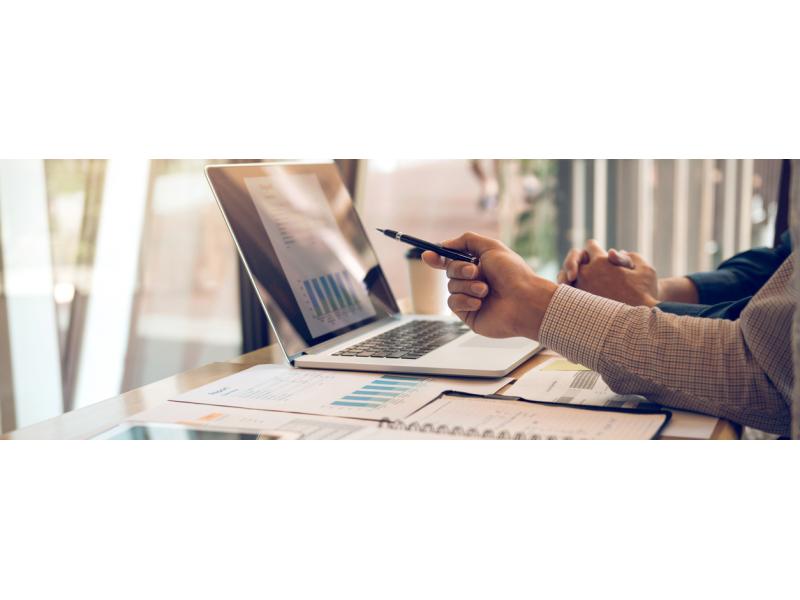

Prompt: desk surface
xmin=2 ymin=344 xmax=739 ymax=440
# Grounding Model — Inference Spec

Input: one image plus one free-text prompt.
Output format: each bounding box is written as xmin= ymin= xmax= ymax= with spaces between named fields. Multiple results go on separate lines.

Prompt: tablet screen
xmin=206 ymin=163 xmax=398 ymax=358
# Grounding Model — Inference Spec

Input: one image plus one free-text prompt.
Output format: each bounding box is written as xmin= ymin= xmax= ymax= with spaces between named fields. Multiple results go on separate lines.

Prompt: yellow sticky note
xmin=542 ymin=359 xmax=590 ymax=372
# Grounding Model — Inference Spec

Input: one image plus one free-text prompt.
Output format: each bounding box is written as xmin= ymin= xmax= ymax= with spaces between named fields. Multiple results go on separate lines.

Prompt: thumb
xmin=608 ymin=249 xmax=635 ymax=269
xmin=624 ymin=251 xmax=652 ymax=268
xmin=584 ymin=239 xmax=608 ymax=261
xmin=442 ymin=231 xmax=504 ymax=257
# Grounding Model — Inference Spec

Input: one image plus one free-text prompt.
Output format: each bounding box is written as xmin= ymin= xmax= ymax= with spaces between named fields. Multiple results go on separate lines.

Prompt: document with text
xmin=170 ymin=364 xmax=511 ymax=421
xmin=506 ymin=357 xmax=717 ymax=439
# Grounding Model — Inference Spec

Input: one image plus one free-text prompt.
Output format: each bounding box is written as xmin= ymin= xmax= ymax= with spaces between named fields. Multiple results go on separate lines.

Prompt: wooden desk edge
xmin=2 ymin=346 xmax=740 ymax=440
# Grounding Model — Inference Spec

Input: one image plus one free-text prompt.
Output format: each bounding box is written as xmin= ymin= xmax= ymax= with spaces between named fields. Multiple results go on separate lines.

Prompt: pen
xmin=376 ymin=229 xmax=480 ymax=265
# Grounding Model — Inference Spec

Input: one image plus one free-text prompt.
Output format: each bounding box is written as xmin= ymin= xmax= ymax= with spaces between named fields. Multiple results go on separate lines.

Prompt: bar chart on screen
xmin=302 ymin=270 xmax=363 ymax=317
xmin=298 ymin=269 xmax=375 ymax=333
xmin=245 ymin=172 xmax=377 ymax=337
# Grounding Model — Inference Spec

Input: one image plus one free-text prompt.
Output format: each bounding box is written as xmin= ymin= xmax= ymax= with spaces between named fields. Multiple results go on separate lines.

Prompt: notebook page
xmin=409 ymin=395 xmax=667 ymax=440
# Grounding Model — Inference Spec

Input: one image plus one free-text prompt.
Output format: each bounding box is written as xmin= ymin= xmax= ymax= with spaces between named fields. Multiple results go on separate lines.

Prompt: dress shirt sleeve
xmin=539 ymin=258 xmax=794 ymax=435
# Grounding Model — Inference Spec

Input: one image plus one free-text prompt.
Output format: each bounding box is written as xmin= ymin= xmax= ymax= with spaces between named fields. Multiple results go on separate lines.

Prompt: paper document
xmin=505 ymin=357 xmax=645 ymax=408
xmin=170 ymin=364 xmax=511 ymax=421
xmin=129 ymin=402 xmax=466 ymax=440
xmin=509 ymin=357 xmax=646 ymax=408
xmin=509 ymin=357 xmax=718 ymax=438
xmin=409 ymin=395 xmax=668 ymax=440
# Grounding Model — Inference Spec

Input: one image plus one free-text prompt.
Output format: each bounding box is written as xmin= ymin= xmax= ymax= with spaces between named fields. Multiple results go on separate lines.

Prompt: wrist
xmin=658 ymin=276 xmax=699 ymax=304
xmin=517 ymin=277 xmax=558 ymax=340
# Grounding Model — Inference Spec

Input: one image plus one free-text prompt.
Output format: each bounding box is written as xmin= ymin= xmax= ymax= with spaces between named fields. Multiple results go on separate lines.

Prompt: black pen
xmin=376 ymin=229 xmax=479 ymax=265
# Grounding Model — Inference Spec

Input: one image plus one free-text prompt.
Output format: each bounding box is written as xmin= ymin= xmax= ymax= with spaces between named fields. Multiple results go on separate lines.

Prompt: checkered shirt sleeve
xmin=539 ymin=255 xmax=795 ymax=436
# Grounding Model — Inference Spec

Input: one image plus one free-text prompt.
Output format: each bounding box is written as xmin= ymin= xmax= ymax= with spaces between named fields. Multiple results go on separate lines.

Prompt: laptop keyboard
xmin=332 ymin=320 xmax=470 ymax=360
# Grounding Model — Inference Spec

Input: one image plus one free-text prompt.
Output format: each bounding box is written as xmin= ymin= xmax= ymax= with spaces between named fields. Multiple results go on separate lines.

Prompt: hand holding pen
xmin=376 ymin=228 xmax=480 ymax=265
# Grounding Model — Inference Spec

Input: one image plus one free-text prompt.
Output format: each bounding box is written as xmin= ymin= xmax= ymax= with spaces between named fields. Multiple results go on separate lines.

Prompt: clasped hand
xmin=557 ymin=240 xmax=659 ymax=307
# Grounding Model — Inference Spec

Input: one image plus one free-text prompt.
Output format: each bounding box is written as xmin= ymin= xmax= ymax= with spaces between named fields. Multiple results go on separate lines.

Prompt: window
xmin=0 ymin=160 xmax=243 ymax=431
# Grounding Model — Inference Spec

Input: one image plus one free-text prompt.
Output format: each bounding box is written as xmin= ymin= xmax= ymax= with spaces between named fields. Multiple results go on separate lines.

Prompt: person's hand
xmin=557 ymin=245 xmax=634 ymax=284
xmin=421 ymin=232 xmax=557 ymax=339
xmin=558 ymin=242 xmax=701 ymax=305
xmin=571 ymin=240 xmax=659 ymax=307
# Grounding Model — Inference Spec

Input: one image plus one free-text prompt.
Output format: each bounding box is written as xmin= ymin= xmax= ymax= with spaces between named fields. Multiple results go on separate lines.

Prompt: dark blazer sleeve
xmin=686 ymin=231 xmax=792 ymax=305
xmin=657 ymin=297 xmax=752 ymax=320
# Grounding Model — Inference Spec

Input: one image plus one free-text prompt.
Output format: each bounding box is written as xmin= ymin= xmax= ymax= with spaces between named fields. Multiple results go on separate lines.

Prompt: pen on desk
xmin=376 ymin=229 xmax=480 ymax=265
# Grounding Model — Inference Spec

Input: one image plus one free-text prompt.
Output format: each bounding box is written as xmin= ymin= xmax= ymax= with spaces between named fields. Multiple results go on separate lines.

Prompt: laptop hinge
xmin=288 ymin=351 xmax=307 ymax=365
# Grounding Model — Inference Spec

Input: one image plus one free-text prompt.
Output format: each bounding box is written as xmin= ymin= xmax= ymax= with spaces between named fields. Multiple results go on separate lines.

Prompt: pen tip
xmin=376 ymin=228 xmax=384 ymax=233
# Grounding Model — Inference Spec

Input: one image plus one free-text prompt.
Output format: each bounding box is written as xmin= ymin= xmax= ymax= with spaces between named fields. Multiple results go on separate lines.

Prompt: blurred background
xmin=0 ymin=158 xmax=784 ymax=433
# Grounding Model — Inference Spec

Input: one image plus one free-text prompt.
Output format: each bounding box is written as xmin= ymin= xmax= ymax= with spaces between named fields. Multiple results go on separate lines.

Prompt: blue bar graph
xmin=332 ymin=375 xmax=424 ymax=409
xmin=319 ymin=276 xmax=338 ymax=310
xmin=311 ymin=278 xmax=330 ymax=313
xmin=340 ymin=271 xmax=362 ymax=307
xmin=303 ymin=281 xmax=322 ymax=316
xmin=326 ymin=274 xmax=345 ymax=307
xmin=370 ymin=379 xmax=418 ymax=387
xmin=332 ymin=400 xmax=381 ymax=408
xmin=303 ymin=270 xmax=363 ymax=317
xmin=334 ymin=272 xmax=353 ymax=306
xmin=362 ymin=385 xmax=407 ymax=392
xmin=350 ymin=390 xmax=398 ymax=397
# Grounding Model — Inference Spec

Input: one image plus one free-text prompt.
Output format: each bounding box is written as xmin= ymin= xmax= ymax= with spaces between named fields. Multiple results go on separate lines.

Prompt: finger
xmin=422 ymin=250 xmax=449 ymax=270
xmin=625 ymin=251 xmax=649 ymax=267
xmin=446 ymin=260 xmax=480 ymax=280
xmin=448 ymin=278 xmax=489 ymax=298
xmin=608 ymin=249 xmax=634 ymax=269
xmin=584 ymin=239 xmax=608 ymax=261
xmin=452 ymin=310 xmax=470 ymax=325
xmin=448 ymin=294 xmax=482 ymax=312
xmin=562 ymin=248 xmax=589 ymax=282
xmin=561 ymin=249 xmax=581 ymax=281
xmin=557 ymin=269 xmax=568 ymax=284
xmin=441 ymin=231 xmax=503 ymax=257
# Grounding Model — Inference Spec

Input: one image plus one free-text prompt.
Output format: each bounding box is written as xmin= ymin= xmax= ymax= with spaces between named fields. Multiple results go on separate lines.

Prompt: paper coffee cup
xmin=406 ymin=248 xmax=449 ymax=315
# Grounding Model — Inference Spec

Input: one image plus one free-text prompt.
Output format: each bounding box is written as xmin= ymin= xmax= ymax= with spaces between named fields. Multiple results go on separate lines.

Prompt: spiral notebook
xmin=384 ymin=394 xmax=671 ymax=440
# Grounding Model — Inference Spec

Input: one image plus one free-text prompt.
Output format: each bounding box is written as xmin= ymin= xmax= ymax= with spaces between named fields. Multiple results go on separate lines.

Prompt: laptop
xmin=205 ymin=161 xmax=540 ymax=377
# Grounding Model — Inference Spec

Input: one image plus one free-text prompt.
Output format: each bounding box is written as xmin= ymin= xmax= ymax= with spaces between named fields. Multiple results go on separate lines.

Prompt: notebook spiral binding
xmin=378 ymin=418 xmax=573 ymax=440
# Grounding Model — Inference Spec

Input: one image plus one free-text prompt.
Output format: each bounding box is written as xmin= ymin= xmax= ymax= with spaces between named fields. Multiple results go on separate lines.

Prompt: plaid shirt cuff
xmin=538 ymin=285 xmax=626 ymax=370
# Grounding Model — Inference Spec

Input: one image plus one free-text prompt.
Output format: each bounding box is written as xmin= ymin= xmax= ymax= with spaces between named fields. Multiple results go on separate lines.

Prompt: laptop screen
xmin=206 ymin=162 xmax=399 ymax=358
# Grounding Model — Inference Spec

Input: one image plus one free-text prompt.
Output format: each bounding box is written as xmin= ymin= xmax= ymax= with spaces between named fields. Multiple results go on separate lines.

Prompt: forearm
xmin=657 ymin=276 xmax=699 ymax=304
xmin=538 ymin=285 xmax=791 ymax=435
xmin=595 ymin=306 xmax=789 ymax=434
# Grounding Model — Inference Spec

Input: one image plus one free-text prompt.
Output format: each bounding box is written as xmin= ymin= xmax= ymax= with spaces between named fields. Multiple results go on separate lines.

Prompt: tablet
xmin=93 ymin=422 xmax=298 ymax=440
